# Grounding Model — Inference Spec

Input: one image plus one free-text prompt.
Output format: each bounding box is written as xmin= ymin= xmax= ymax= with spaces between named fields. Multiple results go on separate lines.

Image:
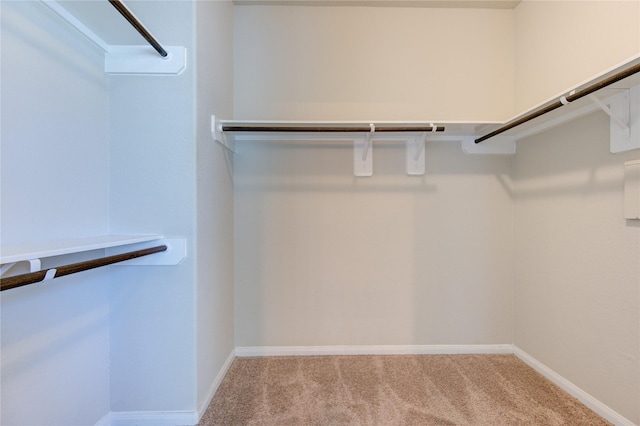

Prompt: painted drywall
xmin=513 ymin=112 xmax=640 ymax=424
xmin=234 ymin=141 xmax=514 ymax=346
xmin=0 ymin=1 xmax=110 ymax=424
xmin=233 ymin=4 xmax=515 ymax=121
xmin=107 ymin=1 xmax=198 ymax=413
xmin=514 ymin=0 xmax=640 ymax=113
xmin=195 ymin=0 xmax=236 ymax=415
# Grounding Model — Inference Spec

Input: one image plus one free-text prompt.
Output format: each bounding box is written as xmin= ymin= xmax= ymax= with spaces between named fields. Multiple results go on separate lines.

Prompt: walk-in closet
xmin=1 ymin=1 xmax=639 ymax=425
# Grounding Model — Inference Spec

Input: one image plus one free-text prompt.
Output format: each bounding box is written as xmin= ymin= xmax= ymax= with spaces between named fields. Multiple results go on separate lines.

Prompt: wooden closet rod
xmin=222 ymin=125 xmax=446 ymax=133
xmin=108 ymin=0 xmax=168 ymax=57
xmin=475 ymin=62 xmax=640 ymax=144
xmin=0 ymin=245 xmax=167 ymax=292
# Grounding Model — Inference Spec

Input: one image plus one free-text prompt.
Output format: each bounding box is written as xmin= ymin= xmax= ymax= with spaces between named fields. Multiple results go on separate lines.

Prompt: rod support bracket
xmin=588 ymin=91 xmax=638 ymax=153
xmin=354 ymin=138 xmax=373 ymax=177
xmin=212 ymin=115 xmax=236 ymax=154
xmin=406 ymin=132 xmax=427 ymax=175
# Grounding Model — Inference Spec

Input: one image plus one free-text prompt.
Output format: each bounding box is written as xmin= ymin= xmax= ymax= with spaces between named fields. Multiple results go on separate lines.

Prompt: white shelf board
xmin=477 ymin=54 xmax=640 ymax=142
xmin=0 ymin=235 xmax=163 ymax=265
xmin=220 ymin=120 xmax=497 ymax=141
xmin=219 ymin=55 xmax=640 ymax=146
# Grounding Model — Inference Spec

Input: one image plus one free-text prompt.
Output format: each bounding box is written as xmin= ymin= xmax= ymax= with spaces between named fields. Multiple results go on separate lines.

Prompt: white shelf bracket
xmin=211 ymin=115 xmax=235 ymax=154
xmin=354 ymin=131 xmax=373 ymax=177
xmin=588 ymin=94 xmax=629 ymax=132
xmin=406 ymin=132 xmax=427 ymax=175
xmin=362 ymin=123 xmax=374 ymax=161
xmin=590 ymin=90 xmax=639 ymax=153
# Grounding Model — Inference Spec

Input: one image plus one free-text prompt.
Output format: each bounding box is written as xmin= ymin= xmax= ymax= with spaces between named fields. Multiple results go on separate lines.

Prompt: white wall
xmin=234 ymin=4 xmax=515 ymax=122
xmin=514 ymin=0 xmax=640 ymax=113
xmin=2 ymin=1 xmax=237 ymax=423
xmin=0 ymin=1 xmax=110 ymax=424
xmin=513 ymin=112 xmax=640 ymax=424
xmin=234 ymin=141 xmax=514 ymax=347
xmin=194 ymin=0 xmax=235 ymax=415
xmin=232 ymin=3 xmax=516 ymax=348
xmin=107 ymin=1 xmax=198 ymax=413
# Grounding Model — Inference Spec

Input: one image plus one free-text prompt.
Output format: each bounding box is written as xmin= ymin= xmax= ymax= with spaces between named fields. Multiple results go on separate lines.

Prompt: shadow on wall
xmin=513 ymin=111 xmax=638 ymax=199
xmin=234 ymin=140 xmax=513 ymax=193
xmin=1 ymin=269 xmax=109 ymax=424
xmin=234 ymin=139 xmax=515 ymax=347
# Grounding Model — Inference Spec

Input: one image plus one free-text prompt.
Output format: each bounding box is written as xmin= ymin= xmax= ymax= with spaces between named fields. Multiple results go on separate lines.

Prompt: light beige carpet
xmin=199 ymin=354 xmax=610 ymax=425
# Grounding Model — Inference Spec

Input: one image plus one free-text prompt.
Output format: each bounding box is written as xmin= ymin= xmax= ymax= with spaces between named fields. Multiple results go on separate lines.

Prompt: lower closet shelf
xmin=0 ymin=235 xmax=186 ymax=291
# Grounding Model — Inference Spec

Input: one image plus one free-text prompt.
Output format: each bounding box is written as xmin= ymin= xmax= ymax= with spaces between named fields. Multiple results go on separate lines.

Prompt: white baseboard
xmin=96 ymin=349 xmax=237 ymax=426
xmin=196 ymin=348 xmax=236 ymax=421
xmin=513 ymin=346 xmax=636 ymax=426
xmin=107 ymin=411 xmax=198 ymax=426
xmin=235 ymin=344 xmax=514 ymax=357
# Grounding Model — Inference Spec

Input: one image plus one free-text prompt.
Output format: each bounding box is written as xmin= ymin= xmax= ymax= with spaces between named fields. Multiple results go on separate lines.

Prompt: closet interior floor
xmin=199 ymin=354 xmax=610 ymax=425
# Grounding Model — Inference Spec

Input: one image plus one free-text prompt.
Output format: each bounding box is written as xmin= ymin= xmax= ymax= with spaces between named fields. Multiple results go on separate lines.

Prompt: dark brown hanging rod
xmin=108 ymin=0 xmax=168 ymax=58
xmin=475 ymin=62 xmax=640 ymax=144
xmin=222 ymin=125 xmax=446 ymax=133
xmin=0 ymin=245 xmax=167 ymax=292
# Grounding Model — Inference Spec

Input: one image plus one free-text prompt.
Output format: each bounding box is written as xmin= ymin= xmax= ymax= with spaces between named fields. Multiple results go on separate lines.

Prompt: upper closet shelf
xmin=41 ymin=0 xmax=186 ymax=75
xmin=212 ymin=118 xmax=510 ymax=153
xmin=476 ymin=55 xmax=640 ymax=153
xmin=211 ymin=118 xmax=512 ymax=176
xmin=213 ymin=56 xmax=640 ymax=168
xmin=1 ymin=235 xmax=186 ymax=278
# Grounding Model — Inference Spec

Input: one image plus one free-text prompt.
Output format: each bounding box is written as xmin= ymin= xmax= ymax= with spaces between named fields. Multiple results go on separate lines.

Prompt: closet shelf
xmin=211 ymin=118 xmax=507 ymax=154
xmin=41 ymin=0 xmax=186 ymax=75
xmin=1 ymin=235 xmax=160 ymax=264
xmin=0 ymin=235 xmax=186 ymax=277
xmin=476 ymin=55 xmax=640 ymax=153
xmin=213 ymin=56 xmax=640 ymax=158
